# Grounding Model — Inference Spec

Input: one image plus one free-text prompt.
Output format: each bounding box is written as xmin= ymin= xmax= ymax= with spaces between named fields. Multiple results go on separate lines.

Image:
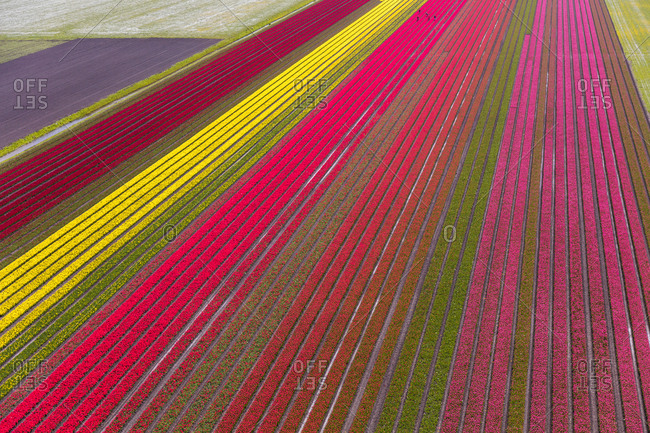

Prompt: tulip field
xmin=1 ymin=0 xmax=650 ymax=430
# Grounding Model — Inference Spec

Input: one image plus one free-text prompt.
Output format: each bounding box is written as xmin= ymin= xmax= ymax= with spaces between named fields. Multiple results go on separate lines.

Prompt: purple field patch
xmin=0 ymin=37 xmax=220 ymax=148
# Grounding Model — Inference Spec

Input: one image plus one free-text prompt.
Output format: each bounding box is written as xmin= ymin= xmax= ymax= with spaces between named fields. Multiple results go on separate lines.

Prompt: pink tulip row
xmin=560 ymin=1 xmax=590 ymax=424
xmin=441 ymin=0 xmax=650 ymax=427
xmin=545 ymin=0 xmax=582 ymax=429
xmin=525 ymin=0 xmax=554 ymax=426
xmin=547 ymin=7 xmax=569 ymax=429
xmin=536 ymin=0 xmax=650 ymax=428
xmin=0 ymin=0 xmax=370 ymax=242
xmin=568 ymin=0 xmax=650 ymax=428
xmin=438 ymin=9 xmax=537 ymax=422
xmin=297 ymin=0 xmax=519 ymax=427
xmin=214 ymin=0 xmax=481 ymax=429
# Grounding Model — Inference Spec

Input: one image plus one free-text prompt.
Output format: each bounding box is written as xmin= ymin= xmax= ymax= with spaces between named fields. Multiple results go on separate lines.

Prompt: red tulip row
xmin=120 ymin=1 xmax=463 ymax=428
xmin=0 ymin=125 xmax=265 ymax=419
xmin=309 ymin=0 xmax=520 ymax=428
xmin=103 ymin=172 xmax=341 ymax=432
xmin=137 ymin=8 xmax=440 ymax=428
xmin=124 ymin=125 xmax=365 ymax=432
xmin=97 ymin=89 xmax=352 ymax=431
xmin=278 ymin=0 xmax=512 ymax=427
xmin=138 ymin=38 xmax=436 ymax=429
xmin=95 ymin=91 xmax=362 ymax=431
xmin=213 ymin=0 xmax=478 ymax=429
xmin=0 ymin=0 xmax=410 ymax=424
xmin=556 ymin=6 xmax=587 ymax=427
xmin=2 ymin=72 xmax=361 ymax=431
xmin=93 ymin=151 xmax=352 ymax=433
xmin=0 ymin=0 xmax=370 ymax=242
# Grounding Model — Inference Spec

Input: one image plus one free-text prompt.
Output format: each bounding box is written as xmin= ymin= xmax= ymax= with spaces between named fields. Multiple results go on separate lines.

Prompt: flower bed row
xmin=308 ymin=0 xmax=511 ymax=430
xmin=441 ymin=0 xmax=650 ymax=428
xmin=590 ymin=0 xmax=650 ymax=425
xmin=0 ymin=0 xmax=394 ymax=388
xmin=0 ymin=0 xmax=371 ymax=241
xmin=0 ymin=95 xmax=312 ymax=399
xmin=0 ymin=1 xmax=418 ymax=422
xmin=101 ymin=4 xmax=426 ymax=430
xmin=2 ymin=85 xmax=356 ymax=431
xmin=333 ymin=0 xmax=521 ymax=429
xmin=0 ymin=16 xmax=373 ymax=300
xmin=0 ymin=6 xmax=390 ymax=400
xmin=0 ymin=101 xmax=309 ymax=416
xmin=441 ymin=7 xmax=541 ymax=426
xmin=0 ymin=0 xmax=406 ymax=333
xmin=142 ymin=34 xmax=417 ymax=430
xmin=212 ymin=0 xmax=481 ymax=429
xmin=369 ymin=0 xmax=537 ymax=428
xmin=571 ymin=0 xmax=650 ymax=427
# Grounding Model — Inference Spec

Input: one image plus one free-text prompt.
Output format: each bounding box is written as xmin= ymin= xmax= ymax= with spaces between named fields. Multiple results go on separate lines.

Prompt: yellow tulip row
xmin=0 ymin=0 xmax=418 ymax=346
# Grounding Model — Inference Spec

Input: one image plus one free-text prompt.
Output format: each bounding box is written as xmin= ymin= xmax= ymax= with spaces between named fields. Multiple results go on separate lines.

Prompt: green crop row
xmin=343 ymin=0 xmax=520 ymax=429
xmin=374 ymin=0 xmax=538 ymax=429
xmin=602 ymin=0 xmax=650 ymax=110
